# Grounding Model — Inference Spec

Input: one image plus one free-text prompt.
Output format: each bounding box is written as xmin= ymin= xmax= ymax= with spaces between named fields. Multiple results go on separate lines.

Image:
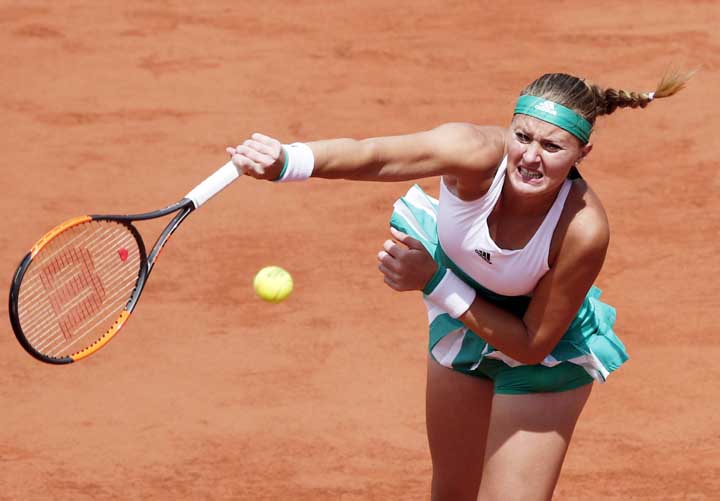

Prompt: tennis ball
xmin=253 ymin=266 xmax=293 ymax=303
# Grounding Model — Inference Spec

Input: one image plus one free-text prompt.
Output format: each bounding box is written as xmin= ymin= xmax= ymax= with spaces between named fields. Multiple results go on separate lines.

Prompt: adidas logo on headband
xmin=534 ymin=100 xmax=558 ymax=115
xmin=515 ymin=95 xmax=592 ymax=143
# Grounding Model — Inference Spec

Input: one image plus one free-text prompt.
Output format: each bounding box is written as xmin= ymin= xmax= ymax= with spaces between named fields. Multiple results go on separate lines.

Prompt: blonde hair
xmin=521 ymin=70 xmax=695 ymax=128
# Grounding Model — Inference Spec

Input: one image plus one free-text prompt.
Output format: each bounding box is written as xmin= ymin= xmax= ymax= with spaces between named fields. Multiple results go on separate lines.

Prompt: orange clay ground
xmin=1 ymin=1 xmax=718 ymax=499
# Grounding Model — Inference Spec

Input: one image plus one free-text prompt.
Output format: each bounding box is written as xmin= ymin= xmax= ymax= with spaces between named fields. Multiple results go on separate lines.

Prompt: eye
xmin=542 ymin=142 xmax=562 ymax=152
xmin=515 ymin=131 xmax=530 ymax=143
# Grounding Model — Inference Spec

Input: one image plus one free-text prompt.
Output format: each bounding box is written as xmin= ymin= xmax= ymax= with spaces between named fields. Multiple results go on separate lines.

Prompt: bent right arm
xmin=227 ymin=123 xmax=506 ymax=183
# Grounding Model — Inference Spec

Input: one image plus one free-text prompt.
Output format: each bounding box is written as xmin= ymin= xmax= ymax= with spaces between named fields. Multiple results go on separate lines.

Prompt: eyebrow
xmin=514 ymin=121 xmax=570 ymax=145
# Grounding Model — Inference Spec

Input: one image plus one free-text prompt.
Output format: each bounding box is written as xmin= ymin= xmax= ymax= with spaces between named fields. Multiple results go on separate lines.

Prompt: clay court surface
xmin=1 ymin=1 xmax=718 ymax=499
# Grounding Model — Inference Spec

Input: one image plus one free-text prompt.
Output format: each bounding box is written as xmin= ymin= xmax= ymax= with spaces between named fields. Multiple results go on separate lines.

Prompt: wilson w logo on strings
xmin=39 ymin=247 xmax=106 ymax=340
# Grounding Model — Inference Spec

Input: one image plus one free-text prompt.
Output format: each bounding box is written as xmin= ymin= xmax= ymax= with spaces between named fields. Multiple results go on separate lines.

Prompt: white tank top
xmin=437 ymin=157 xmax=572 ymax=297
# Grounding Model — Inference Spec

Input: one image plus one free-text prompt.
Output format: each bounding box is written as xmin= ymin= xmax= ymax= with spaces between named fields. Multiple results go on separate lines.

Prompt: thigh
xmin=426 ymin=355 xmax=494 ymax=501
xmin=478 ymin=383 xmax=593 ymax=501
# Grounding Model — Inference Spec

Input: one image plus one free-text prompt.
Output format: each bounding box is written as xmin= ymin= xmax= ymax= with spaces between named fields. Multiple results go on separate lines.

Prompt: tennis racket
xmin=8 ymin=161 xmax=241 ymax=364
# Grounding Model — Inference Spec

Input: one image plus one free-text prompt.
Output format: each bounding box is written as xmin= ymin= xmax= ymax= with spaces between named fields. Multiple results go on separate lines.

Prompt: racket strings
xmin=17 ymin=220 xmax=142 ymax=358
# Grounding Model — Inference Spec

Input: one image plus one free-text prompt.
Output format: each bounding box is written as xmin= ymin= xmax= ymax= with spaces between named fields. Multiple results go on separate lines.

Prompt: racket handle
xmin=185 ymin=161 xmax=240 ymax=208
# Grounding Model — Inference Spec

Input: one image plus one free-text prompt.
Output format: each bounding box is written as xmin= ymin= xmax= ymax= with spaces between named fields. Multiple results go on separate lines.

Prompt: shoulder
xmin=550 ymin=179 xmax=610 ymax=269
xmin=425 ymin=122 xmax=507 ymax=178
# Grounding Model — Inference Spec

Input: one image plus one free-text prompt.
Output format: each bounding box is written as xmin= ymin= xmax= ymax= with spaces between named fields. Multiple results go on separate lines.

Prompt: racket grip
xmin=185 ymin=161 xmax=240 ymax=208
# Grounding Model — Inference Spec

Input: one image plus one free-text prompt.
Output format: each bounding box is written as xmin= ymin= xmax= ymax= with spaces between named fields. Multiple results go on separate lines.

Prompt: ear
xmin=577 ymin=143 xmax=593 ymax=164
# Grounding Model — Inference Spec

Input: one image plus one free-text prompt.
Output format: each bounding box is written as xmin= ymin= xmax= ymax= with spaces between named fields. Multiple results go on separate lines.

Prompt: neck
xmin=500 ymin=181 xmax=564 ymax=218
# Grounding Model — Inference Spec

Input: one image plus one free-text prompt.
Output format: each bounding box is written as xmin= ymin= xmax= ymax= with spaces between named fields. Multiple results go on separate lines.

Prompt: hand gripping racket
xmin=8 ymin=161 xmax=240 ymax=364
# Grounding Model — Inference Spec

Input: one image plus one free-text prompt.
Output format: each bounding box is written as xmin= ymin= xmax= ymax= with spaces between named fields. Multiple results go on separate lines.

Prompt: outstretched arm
xmin=226 ymin=123 xmax=506 ymax=182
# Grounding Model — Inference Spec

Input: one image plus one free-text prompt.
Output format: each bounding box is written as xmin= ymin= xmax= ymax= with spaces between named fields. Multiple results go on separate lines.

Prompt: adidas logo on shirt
xmin=534 ymin=100 xmax=557 ymax=115
xmin=474 ymin=249 xmax=492 ymax=264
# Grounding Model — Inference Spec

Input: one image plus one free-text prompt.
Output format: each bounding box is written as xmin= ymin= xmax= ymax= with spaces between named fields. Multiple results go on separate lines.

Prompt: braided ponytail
xmin=522 ymin=69 xmax=694 ymax=130
xmin=593 ymin=70 xmax=695 ymax=117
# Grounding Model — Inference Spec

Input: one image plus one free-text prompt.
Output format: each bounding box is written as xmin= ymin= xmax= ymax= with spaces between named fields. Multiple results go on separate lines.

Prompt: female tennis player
xmin=226 ymin=71 xmax=690 ymax=501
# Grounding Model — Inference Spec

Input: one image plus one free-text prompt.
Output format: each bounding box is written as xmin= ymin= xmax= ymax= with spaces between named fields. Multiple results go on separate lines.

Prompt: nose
xmin=522 ymin=142 xmax=540 ymax=164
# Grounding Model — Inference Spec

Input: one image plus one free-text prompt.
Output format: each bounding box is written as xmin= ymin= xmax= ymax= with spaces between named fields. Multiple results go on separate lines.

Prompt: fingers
xmin=377 ymin=228 xmax=435 ymax=292
xmin=251 ymin=132 xmax=281 ymax=148
xmin=382 ymin=274 xmax=403 ymax=291
xmin=377 ymin=248 xmax=419 ymax=292
xmin=229 ymin=152 xmax=265 ymax=176
xmin=235 ymin=144 xmax=274 ymax=167
xmin=377 ymin=246 xmax=404 ymax=289
xmin=243 ymin=138 xmax=280 ymax=157
xmin=227 ymin=132 xmax=283 ymax=177
xmin=390 ymin=226 xmax=424 ymax=250
xmin=377 ymin=248 xmax=401 ymax=273
xmin=382 ymin=239 xmax=402 ymax=258
xmin=380 ymin=228 xmax=424 ymax=262
xmin=377 ymin=261 xmax=405 ymax=291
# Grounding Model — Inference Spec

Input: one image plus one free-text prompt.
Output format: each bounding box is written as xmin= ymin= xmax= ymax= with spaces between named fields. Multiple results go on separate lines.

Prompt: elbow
xmin=360 ymin=139 xmax=384 ymax=170
xmin=521 ymin=330 xmax=553 ymax=365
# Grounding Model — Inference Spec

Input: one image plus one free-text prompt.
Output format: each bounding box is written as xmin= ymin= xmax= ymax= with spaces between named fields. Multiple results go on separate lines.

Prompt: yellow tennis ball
xmin=253 ymin=266 xmax=293 ymax=303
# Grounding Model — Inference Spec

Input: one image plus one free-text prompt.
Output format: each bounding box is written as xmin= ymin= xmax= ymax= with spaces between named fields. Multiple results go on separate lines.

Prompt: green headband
xmin=513 ymin=95 xmax=592 ymax=144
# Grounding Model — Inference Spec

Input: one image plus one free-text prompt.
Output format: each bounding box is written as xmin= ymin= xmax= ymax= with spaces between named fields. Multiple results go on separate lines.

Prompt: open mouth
xmin=518 ymin=165 xmax=543 ymax=181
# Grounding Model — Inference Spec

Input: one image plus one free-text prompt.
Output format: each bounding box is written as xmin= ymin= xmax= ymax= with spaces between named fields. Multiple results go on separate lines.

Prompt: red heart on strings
xmin=118 ymin=248 xmax=129 ymax=262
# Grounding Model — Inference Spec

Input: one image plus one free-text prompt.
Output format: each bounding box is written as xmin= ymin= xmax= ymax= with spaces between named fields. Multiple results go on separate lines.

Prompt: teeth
xmin=519 ymin=166 xmax=542 ymax=179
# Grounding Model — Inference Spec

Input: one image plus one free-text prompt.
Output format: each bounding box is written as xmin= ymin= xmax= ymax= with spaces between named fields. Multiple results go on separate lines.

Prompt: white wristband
xmin=425 ymin=269 xmax=476 ymax=319
xmin=276 ymin=142 xmax=314 ymax=182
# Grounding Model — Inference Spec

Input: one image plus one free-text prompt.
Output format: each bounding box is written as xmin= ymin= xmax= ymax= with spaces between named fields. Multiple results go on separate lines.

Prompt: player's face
xmin=506 ymin=115 xmax=591 ymax=196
